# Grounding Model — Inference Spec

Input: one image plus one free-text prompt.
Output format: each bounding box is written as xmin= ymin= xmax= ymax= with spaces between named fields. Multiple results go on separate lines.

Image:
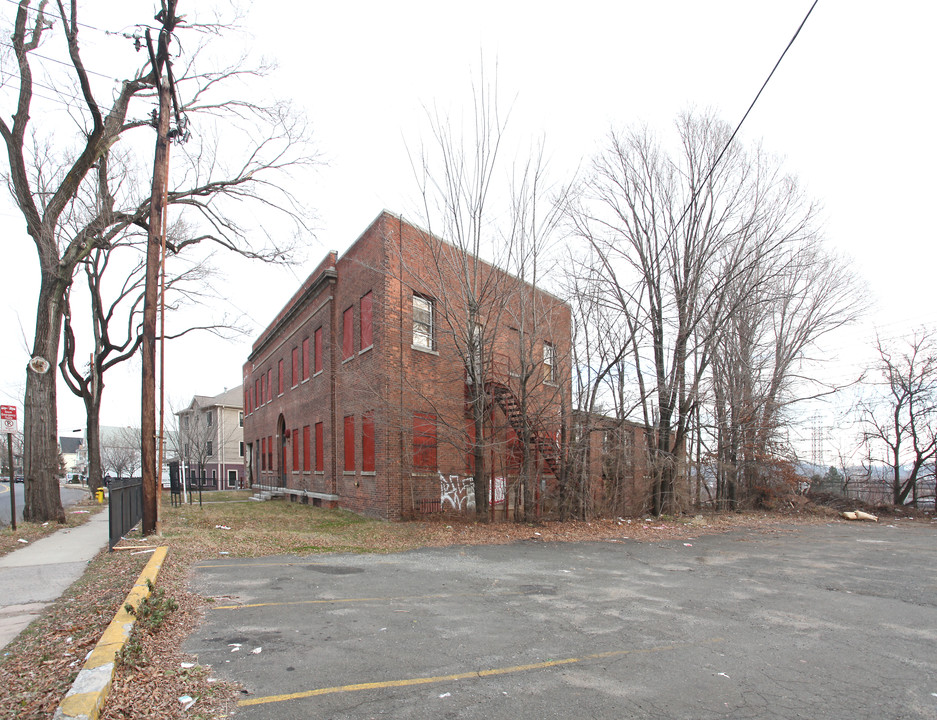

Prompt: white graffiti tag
xmin=440 ymin=474 xmax=476 ymax=511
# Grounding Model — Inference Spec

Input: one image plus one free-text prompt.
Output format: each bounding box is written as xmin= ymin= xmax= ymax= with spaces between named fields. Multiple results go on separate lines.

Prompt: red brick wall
xmin=245 ymin=211 xmax=573 ymax=520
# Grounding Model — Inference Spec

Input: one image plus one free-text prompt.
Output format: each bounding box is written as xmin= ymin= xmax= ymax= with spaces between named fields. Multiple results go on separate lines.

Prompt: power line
xmin=672 ymin=0 xmax=820 ymax=238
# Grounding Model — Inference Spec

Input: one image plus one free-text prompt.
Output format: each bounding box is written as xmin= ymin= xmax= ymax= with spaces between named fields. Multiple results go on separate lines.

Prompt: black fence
xmin=108 ymin=476 xmax=143 ymax=549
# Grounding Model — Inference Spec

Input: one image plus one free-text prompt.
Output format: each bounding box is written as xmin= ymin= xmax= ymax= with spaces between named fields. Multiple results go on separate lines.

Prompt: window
xmin=239 ymin=411 xmax=244 ymax=427
xmin=543 ymin=341 xmax=556 ymax=383
xmin=413 ymin=412 xmax=437 ymax=470
xmin=344 ymin=415 xmax=355 ymax=471
xmin=343 ymin=307 xmax=354 ymax=360
xmin=239 ymin=441 xmax=244 ymax=457
xmin=227 ymin=469 xmax=237 ymax=488
xmin=206 ymin=411 xmax=213 ymax=427
xmin=278 ymin=359 xmax=284 ymax=395
xmin=292 ymin=428 xmax=300 ymax=472
xmin=315 ymin=422 xmax=324 ymax=472
xmin=292 ymin=347 xmax=299 ymax=387
xmin=255 ymin=379 xmax=261 ymax=407
xmin=244 ymin=389 xmax=249 ymax=415
xmin=302 ymin=337 xmax=310 ymax=381
xmin=412 ymin=295 xmax=434 ymax=350
xmin=302 ymin=425 xmax=311 ymax=471
xmin=362 ymin=411 xmax=375 ymax=472
xmin=267 ymin=435 xmax=273 ymax=472
xmin=266 ymin=369 xmax=272 ymax=402
xmin=314 ymin=327 xmax=323 ymax=374
xmin=261 ymin=437 xmax=266 ymax=471
xmin=360 ymin=291 xmax=373 ymax=350
xmin=207 ymin=440 xmax=213 ymax=456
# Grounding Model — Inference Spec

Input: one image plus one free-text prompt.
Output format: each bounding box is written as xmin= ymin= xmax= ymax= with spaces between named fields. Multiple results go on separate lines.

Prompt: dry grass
xmin=2 ymin=489 xmax=931 ymax=719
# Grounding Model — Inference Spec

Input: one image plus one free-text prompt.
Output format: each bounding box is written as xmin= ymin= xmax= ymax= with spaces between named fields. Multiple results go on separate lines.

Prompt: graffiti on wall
xmin=440 ymin=474 xmax=475 ymax=511
xmin=439 ymin=475 xmax=508 ymax=510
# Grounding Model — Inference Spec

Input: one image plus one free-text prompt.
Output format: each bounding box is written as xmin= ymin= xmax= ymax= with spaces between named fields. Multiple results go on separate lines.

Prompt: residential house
xmin=243 ymin=211 xmax=572 ymax=520
xmin=59 ymin=436 xmax=84 ymax=481
xmin=176 ymin=387 xmax=246 ymax=490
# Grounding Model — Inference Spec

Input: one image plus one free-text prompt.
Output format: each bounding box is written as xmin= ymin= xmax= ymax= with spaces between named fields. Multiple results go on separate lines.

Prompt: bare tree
xmin=59 ymin=228 xmax=218 ymax=494
xmin=101 ymin=426 xmax=142 ymax=480
xmin=857 ymin=331 xmax=937 ymax=506
xmin=707 ymin=235 xmax=862 ymax=508
xmin=404 ymin=77 xmax=569 ymax=522
xmin=566 ymin=112 xmax=836 ymax=516
xmin=0 ymin=1 xmax=314 ymax=522
xmin=174 ymin=401 xmax=213 ymax=487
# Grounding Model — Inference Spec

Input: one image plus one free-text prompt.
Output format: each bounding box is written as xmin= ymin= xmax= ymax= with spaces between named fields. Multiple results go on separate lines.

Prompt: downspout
xmin=398 ymin=215 xmax=406 ymax=519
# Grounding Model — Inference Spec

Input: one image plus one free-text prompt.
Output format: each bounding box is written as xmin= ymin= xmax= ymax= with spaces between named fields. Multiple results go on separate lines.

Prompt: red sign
xmin=1 ymin=405 xmax=15 ymax=434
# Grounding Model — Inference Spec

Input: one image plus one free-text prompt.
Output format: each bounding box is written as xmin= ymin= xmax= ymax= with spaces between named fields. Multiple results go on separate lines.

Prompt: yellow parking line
xmin=214 ymin=591 xmax=521 ymax=610
xmin=238 ymin=638 xmax=724 ymax=708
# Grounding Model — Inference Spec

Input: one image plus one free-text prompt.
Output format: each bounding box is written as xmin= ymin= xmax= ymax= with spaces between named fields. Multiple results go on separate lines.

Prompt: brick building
xmin=243 ymin=211 xmax=572 ymax=520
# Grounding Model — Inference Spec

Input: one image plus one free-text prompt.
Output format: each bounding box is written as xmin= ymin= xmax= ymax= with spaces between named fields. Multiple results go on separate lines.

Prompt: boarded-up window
xmin=267 ymin=435 xmax=273 ymax=472
xmin=360 ymin=291 xmax=373 ymax=350
xmin=302 ymin=425 xmax=311 ymax=471
xmin=261 ymin=437 xmax=267 ymax=471
xmin=292 ymin=428 xmax=299 ymax=472
xmin=315 ymin=422 xmax=324 ymax=472
xmin=413 ymin=412 xmax=437 ymax=470
xmin=343 ymin=307 xmax=353 ymax=360
xmin=344 ymin=416 xmax=354 ymax=471
xmin=412 ymin=295 xmax=434 ymax=350
xmin=314 ymin=327 xmax=323 ymax=374
xmin=362 ymin=411 xmax=375 ymax=472
xmin=266 ymin=370 xmax=271 ymax=402
xmin=292 ymin=347 xmax=299 ymax=387
xmin=465 ymin=419 xmax=476 ymax=474
xmin=302 ymin=337 xmax=310 ymax=381
xmin=278 ymin=359 xmax=284 ymax=395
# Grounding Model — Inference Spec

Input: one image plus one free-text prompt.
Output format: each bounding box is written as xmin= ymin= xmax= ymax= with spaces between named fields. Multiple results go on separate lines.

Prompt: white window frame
xmin=412 ymin=294 xmax=434 ymax=350
xmin=543 ymin=341 xmax=556 ymax=383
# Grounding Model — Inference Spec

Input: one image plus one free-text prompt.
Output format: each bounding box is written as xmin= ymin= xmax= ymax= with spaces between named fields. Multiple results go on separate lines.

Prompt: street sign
xmin=1 ymin=405 xmax=16 ymax=435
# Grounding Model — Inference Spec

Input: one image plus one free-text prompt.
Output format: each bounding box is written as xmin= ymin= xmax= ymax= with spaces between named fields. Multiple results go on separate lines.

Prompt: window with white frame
xmin=543 ymin=341 xmax=556 ymax=383
xmin=412 ymin=294 xmax=434 ymax=350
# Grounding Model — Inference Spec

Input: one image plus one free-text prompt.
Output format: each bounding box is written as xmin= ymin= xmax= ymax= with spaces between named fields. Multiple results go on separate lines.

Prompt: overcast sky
xmin=1 ymin=1 xmax=934 ymax=464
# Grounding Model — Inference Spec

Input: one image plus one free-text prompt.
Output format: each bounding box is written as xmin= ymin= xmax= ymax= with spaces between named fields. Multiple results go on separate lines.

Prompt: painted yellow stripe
xmin=214 ymin=591 xmax=521 ymax=610
xmin=238 ymin=638 xmax=723 ymax=708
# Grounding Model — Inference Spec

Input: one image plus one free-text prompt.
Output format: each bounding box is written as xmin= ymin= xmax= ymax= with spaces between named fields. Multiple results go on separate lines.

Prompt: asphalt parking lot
xmin=184 ymin=520 xmax=937 ymax=720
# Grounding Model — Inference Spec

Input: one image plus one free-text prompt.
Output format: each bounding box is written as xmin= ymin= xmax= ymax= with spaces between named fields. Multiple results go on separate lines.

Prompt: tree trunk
xmin=472 ymin=395 xmax=489 ymax=522
xmin=23 ymin=274 xmax=67 ymax=524
xmin=84 ymin=389 xmax=103 ymax=494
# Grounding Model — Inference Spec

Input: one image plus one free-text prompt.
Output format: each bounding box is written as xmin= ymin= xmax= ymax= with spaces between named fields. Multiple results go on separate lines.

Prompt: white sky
xmin=0 ymin=0 xmax=934 ymax=465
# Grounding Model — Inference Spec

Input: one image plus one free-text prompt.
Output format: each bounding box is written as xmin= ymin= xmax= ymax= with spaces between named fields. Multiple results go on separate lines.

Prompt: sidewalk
xmin=0 ymin=509 xmax=110 ymax=651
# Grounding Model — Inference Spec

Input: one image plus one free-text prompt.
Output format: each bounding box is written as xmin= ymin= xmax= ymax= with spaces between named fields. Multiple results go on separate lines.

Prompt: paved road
xmin=0 ymin=483 xmax=89 ymax=527
xmin=185 ymin=521 xmax=937 ymax=720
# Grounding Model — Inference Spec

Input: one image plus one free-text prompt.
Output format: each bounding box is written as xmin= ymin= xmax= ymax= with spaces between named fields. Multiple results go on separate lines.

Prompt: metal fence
xmin=108 ymin=476 xmax=143 ymax=549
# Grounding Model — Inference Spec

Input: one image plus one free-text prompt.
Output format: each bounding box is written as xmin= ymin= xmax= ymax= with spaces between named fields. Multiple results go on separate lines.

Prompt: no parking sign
xmin=1 ymin=405 xmax=16 ymax=435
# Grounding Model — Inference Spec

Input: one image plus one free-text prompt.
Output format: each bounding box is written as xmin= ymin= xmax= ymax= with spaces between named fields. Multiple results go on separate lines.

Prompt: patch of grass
xmin=118 ymin=580 xmax=178 ymax=670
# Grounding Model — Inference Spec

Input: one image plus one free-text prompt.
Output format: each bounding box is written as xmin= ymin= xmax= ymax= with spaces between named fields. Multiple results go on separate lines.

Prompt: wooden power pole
xmin=141 ymin=1 xmax=180 ymax=536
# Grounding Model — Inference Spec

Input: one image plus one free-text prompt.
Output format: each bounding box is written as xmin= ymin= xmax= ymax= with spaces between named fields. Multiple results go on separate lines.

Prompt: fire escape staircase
xmin=486 ymin=380 xmax=561 ymax=478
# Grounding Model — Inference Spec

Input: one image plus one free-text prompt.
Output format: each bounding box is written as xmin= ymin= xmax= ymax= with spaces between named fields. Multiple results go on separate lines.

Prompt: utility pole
xmin=141 ymin=1 xmax=182 ymax=536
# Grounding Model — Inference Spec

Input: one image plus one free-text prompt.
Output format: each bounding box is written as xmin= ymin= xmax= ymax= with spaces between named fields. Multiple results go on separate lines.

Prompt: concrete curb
xmin=53 ymin=546 xmax=169 ymax=720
